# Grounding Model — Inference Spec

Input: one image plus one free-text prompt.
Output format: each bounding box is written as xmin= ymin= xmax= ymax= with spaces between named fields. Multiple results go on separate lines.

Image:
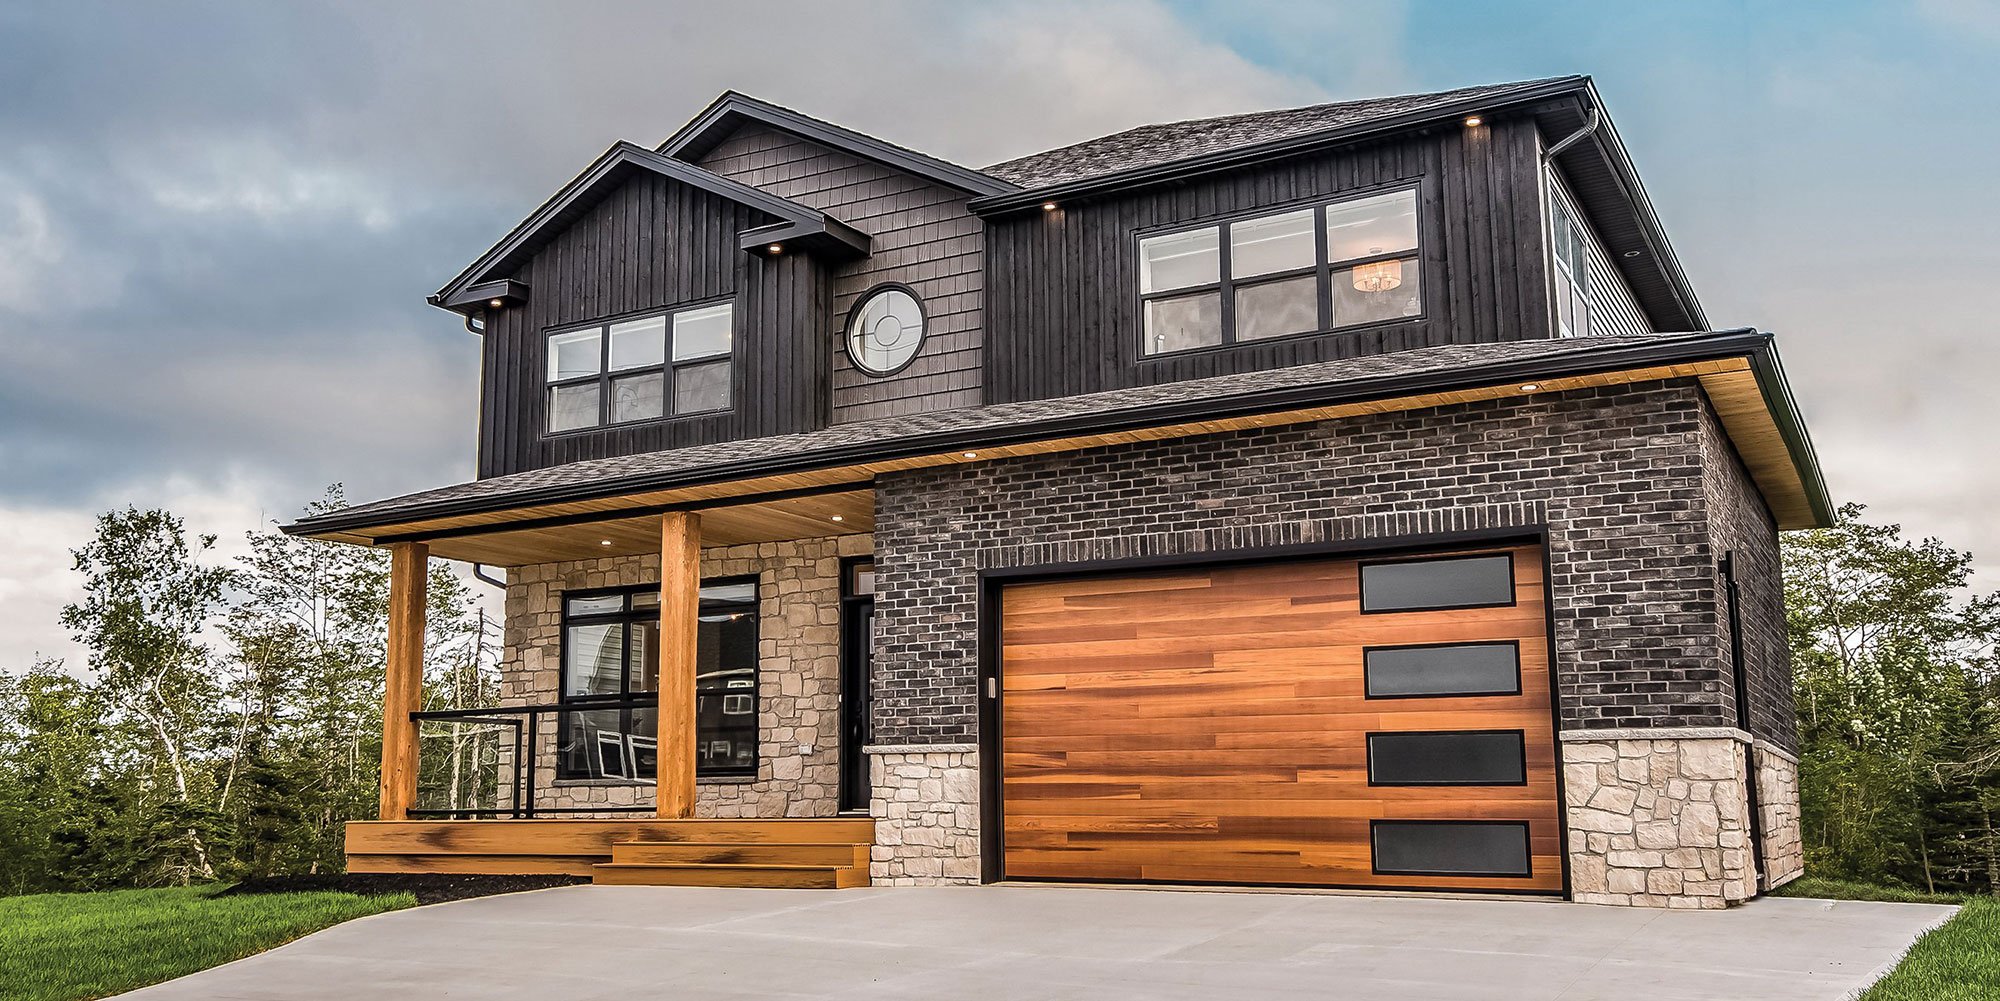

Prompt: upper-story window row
xmin=545 ymin=301 xmax=734 ymax=434
xmin=1144 ymin=188 xmax=1424 ymax=360
xmin=1139 ymin=187 xmax=1422 ymax=357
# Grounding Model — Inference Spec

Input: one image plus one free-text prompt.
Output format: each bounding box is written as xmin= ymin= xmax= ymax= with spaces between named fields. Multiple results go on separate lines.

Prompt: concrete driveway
xmin=123 ymin=885 xmax=1953 ymax=1000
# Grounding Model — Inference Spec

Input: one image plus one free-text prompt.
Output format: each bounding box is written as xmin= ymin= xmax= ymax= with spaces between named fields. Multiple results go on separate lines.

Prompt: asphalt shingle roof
xmin=290 ymin=331 xmax=1738 ymax=536
xmin=983 ymin=77 xmax=1577 ymax=189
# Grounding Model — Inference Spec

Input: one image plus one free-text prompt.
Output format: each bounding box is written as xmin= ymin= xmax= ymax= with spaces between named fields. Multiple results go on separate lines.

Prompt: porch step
xmin=591 ymin=862 xmax=869 ymax=889
xmin=611 ymin=841 xmax=870 ymax=867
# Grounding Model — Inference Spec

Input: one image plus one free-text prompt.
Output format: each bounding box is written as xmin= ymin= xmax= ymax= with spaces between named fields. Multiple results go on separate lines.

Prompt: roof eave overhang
xmin=284 ymin=330 xmax=1833 ymax=541
xmin=429 ymin=142 xmax=869 ymax=318
xmin=660 ymin=91 xmax=1019 ymax=198
xmin=968 ymin=75 xmax=1592 ymax=215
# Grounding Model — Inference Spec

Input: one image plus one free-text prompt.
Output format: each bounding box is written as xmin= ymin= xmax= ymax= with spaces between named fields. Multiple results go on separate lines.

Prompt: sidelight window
xmin=1366 ymin=730 xmax=1527 ymax=786
xmin=544 ymin=301 xmax=733 ymax=433
xmin=556 ymin=578 xmax=759 ymax=780
xmin=1139 ymin=187 xmax=1421 ymax=356
xmin=1371 ymin=820 xmax=1532 ymax=877
xmin=1358 ymin=552 xmax=1514 ymax=613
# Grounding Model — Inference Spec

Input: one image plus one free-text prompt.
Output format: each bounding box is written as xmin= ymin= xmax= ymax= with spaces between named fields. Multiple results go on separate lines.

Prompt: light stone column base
xmin=867 ymin=747 xmax=980 ymax=885
xmin=1753 ymin=742 xmax=1804 ymax=889
xmin=1563 ymin=734 xmax=1758 ymax=909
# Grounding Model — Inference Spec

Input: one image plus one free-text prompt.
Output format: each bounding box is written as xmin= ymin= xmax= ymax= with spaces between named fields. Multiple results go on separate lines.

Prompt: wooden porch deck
xmin=346 ymin=818 xmax=877 ymax=888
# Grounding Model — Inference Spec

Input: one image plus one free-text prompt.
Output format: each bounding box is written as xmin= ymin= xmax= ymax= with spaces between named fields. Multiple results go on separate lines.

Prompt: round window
xmin=846 ymin=287 xmax=925 ymax=375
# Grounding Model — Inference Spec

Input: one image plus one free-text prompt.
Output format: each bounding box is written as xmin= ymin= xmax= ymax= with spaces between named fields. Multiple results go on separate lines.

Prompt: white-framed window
xmin=1138 ymin=187 xmax=1422 ymax=356
xmin=544 ymin=301 xmax=734 ymax=433
xmin=1549 ymin=192 xmax=1591 ymax=338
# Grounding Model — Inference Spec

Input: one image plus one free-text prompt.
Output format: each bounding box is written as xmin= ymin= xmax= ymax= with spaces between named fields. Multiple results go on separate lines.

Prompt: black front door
xmin=838 ymin=559 xmax=875 ymax=814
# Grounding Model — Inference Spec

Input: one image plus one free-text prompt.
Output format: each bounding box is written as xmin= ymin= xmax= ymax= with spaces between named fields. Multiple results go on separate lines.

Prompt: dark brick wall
xmin=1700 ymin=400 xmax=1799 ymax=752
xmin=870 ymin=378 xmax=1776 ymax=746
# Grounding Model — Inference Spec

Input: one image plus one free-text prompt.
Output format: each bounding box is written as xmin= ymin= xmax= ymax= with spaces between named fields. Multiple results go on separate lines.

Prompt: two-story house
xmin=288 ymin=75 xmax=1826 ymax=908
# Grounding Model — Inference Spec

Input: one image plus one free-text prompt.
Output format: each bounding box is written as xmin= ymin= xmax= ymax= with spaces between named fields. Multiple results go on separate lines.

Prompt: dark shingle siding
xmin=983 ymin=77 xmax=1575 ymax=189
xmin=695 ymin=124 xmax=986 ymax=423
xmin=870 ymin=378 xmax=1760 ymax=745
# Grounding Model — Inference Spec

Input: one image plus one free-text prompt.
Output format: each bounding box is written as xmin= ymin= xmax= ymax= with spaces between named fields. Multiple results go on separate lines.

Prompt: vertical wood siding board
xmin=1490 ymin=122 xmax=1523 ymax=341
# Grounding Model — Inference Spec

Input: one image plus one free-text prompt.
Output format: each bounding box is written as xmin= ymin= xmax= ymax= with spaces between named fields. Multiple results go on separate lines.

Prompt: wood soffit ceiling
xmin=318 ymin=358 xmax=1813 ymax=567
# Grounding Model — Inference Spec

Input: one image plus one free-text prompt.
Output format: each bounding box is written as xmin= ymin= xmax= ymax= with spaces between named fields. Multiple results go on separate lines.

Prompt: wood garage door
xmin=998 ymin=544 xmax=1562 ymax=893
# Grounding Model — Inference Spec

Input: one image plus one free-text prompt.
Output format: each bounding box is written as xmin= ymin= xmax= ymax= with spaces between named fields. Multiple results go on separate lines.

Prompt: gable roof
xmin=659 ymin=90 xmax=1018 ymax=198
xmin=430 ymin=141 xmax=869 ymax=315
xmin=983 ymin=77 xmax=1580 ymax=190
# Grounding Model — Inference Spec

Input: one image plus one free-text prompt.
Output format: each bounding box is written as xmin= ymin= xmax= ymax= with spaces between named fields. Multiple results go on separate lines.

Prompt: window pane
xmin=847 ymin=289 xmax=925 ymax=375
xmin=1365 ymin=644 xmax=1520 ymax=697
xmin=627 ymin=618 xmax=659 ymax=693
xmin=564 ymin=623 xmax=623 ymax=697
xmin=566 ymin=594 xmax=625 ymax=616
xmin=1372 ymin=821 xmax=1531 ymax=877
xmin=559 ymin=707 xmax=634 ymax=779
xmin=1360 ymin=553 xmax=1513 ymax=612
xmin=673 ymin=360 xmax=731 ymax=414
xmin=1367 ymin=731 xmax=1525 ymax=785
xmin=1234 ymin=275 xmax=1319 ymax=342
xmin=610 ymin=371 xmax=664 ymax=424
xmin=1140 ymin=227 xmax=1220 ymax=293
xmin=1332 ymin=257 xmax=1421 ymax=327
xmin=695 ymin=583 xmax=758 ymax=775
xmin=607 ymin=315 xmax=666 ymax=371
xmin=547 ymin=329 xmax=602 ymax=381
xmin=1142 ymin=290 xmax=1221 ymax=355
xmin=1230 ymin=209 xmax=1315 ymax=278
xmin=546 ymin=383 xmax=600 ymax=432
xmin=1325 ymin=189 xmax=1419 ymax=262
xmin=702 ymin=580 xmax=757 ymax=605
xmin=673 ymin=303 xmax=733 ymax=361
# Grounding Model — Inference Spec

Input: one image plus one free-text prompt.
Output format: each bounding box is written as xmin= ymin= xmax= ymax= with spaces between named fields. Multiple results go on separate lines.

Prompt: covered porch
xmin=345 ymin=484 xmax=880 ymax=888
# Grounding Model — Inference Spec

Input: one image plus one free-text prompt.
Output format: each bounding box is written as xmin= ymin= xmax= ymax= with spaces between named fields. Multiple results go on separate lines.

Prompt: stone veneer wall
xmin=1563 ymin=731 xmax=1758 ymax=908
xmin=1754 ymin=742 xmax=1805 ymax=889
xmin=866 ymin=747 xmax=980 ymax=885
xmin=496 ymin=534 xmax=866 ymax=818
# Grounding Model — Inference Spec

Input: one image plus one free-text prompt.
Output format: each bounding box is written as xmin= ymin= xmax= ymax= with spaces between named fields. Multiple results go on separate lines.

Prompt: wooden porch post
xmin=379 ymin=541 xmax=428 ymax=821
xmin=657 ymin=512 xmax=701 ymax=818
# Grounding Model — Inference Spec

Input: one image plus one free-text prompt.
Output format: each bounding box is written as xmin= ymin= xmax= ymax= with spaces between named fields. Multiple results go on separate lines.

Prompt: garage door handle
xmin=987 ymin=678 xmax=998 ymax=699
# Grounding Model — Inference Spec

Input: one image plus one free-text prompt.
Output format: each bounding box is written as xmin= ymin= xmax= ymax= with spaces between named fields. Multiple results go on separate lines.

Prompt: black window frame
xmin=1369 ymin=819 xmax=1534 ymax=878
xmin=1134 ymin=184 xmax=1425 ymax=359
xmin=555 ymin=576 xmax=760 ymax=781
xmin=844 ymin=282 xmax=928 ymax=378
xmin=1357 ymin=550 xmax=1517 ymax=615
xmin=1364 ymin=728 xmax=1529 ymax=787
xmin=1361 ymin=640 xmax=1523 ymax=700
xmin=542 ymin=297 xmax=736 ymax=436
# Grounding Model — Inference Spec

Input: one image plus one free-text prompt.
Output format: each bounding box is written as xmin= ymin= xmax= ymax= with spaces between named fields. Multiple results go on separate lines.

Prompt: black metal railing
xmin=407 ymin=697 xmax=660 ymax=819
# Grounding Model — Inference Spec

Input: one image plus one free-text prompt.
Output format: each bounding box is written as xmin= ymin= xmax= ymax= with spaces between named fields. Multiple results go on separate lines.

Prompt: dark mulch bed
xmin=217 ymin=872 xmax=590 ymax=906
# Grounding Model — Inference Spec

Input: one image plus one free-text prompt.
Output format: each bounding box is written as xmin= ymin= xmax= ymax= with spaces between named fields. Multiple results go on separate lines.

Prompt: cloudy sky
xmin=1 ymin=0 xmax=1994 ymax=670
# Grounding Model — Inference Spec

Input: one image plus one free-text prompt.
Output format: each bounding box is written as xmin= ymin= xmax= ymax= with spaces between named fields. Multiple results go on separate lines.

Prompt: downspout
xmin=1721 ymin=552 xmax=1768 ymax=893
xmin=1541 ymin=105 xmax=1602 ymax=164
xmin=472 ymin=564 xmax=507 ymax=589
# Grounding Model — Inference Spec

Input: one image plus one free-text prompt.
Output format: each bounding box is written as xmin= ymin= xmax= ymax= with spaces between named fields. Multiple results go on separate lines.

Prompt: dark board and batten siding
xmin=477 ymin=173 xmax=831 ymax=478
xmin=983 ymin=118 xmax=1552 ymax=404
xmin=696 ymin=125 xmax=985 ymax=424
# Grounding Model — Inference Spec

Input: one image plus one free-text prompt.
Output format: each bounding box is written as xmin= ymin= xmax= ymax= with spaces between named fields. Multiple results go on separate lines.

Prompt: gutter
xmin=969 ymin=76 xmax=1590 ymax=216
xmin=284 ymin=330 xmax=1823 ymax=539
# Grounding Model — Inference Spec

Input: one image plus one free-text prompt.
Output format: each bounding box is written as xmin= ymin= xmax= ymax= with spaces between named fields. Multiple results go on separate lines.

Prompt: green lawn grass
xmin=0 ymin=885 xmax=413 ymax=1001
xmin=1771 ymin=875 xmax=1968 ymax=905
xmin=1771 ymin=876 xmax=1999 ymax=1001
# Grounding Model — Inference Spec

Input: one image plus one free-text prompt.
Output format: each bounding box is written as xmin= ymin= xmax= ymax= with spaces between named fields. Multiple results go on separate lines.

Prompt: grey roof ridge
xmin=657 ymin=90 xmax=1017 ymax=197
xmin=431 ymin=141 xmax=848 ymax=307
xmin=286 ymin=330 xmax=1809 ymax=538
xmin=972 ymin=76 xmax=1590 ymax=210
